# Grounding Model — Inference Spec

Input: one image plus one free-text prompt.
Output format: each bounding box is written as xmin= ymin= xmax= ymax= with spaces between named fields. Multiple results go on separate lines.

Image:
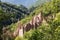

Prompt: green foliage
xmin=41 ymin=0 xmax=59 ymax=16
xmin=24 ymin=20 xmax=60 ymax=40
xmin=24 ymin=30 xmax=33 ymax=39
xmin=28 ymin=30 xmax=44 ymax=40
xmin=15 ymin=36 xmax=24 ymax=40
xmin=54 ymin=12 xmax=60 ymax=22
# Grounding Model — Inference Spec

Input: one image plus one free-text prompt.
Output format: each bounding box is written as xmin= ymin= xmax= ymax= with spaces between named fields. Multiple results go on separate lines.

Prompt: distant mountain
xmin=34 ymin=0 xmax=51 ymax=6
xmin=1 ymin=0 xmax=37 ymax=8
xmin=0 ymin=1 xmax=29 ymax=27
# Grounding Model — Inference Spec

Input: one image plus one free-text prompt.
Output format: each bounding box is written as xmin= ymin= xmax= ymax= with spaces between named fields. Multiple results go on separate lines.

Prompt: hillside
xmin=15 ymin=0 xmax=60 ymax=40
xmin=0 ymin=0 xmax=60 ymax=40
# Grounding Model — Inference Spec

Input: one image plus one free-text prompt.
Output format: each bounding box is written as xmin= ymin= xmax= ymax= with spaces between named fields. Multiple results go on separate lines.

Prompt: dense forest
xmin=0 ymin=0 xmax=60 ymax=40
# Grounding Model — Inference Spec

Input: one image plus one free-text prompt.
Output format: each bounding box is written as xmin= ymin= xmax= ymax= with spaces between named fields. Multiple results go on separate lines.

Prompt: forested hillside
xmin=0 ymin=1 xmax=30 ymax=26
xmin=0 ymin=0 xmax=60 ymax=40
xmin=0 ymin=1 xmax=29 ymax=26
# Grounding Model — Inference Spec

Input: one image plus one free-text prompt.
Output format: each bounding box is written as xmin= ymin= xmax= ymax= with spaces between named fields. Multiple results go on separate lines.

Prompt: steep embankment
xmin=8 ymin=0 xmax=55 ymax=37
xmin=13 ymin=12 xmax=43 ymax=37
xmin=9 ymin=6 xmax=42 ymax=32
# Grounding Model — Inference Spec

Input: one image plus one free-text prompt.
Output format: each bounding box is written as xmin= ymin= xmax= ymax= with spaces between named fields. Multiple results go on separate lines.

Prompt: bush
xmin=15 ymin=36 xmax=24 ymax=40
